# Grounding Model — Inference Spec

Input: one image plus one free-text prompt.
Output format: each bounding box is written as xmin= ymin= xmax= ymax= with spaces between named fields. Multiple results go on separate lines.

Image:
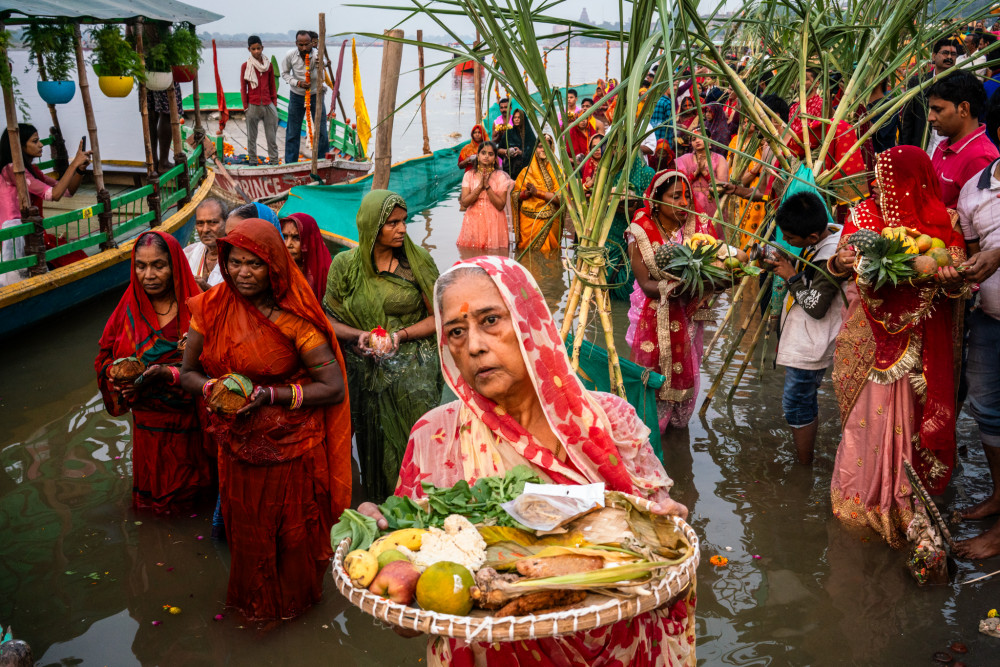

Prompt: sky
xmin=195 ymin=0 xmax=729 ymax=37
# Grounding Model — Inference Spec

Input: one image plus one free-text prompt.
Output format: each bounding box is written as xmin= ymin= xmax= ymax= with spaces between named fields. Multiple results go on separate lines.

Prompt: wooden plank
xmin=373 ymin=29 xmax=404 ymax=190
xmin=0 ymin=222 xmax=33 ymax=243
xmin=44 ymin=232 xmax=108 ymax=261
xmin=0 ymin=255 xmax=37 ymax=272
xmin=43 ymin=203 xmax=106 ymax=229
xmin=114 ymin=211 xmax=157 ymax=236
xmin=109 ymin=185 xmax=156 ymax=208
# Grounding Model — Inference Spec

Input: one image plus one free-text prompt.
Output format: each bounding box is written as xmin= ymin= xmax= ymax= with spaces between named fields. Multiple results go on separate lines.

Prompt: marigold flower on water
xmin=989 ymin=609 xmax=998 ymax=618
xmin=709 ymin=555 xmax=729 ymax=567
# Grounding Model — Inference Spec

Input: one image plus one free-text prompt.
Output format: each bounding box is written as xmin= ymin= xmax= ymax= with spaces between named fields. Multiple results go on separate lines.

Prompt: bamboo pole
xmin=312 ymin=13 xmax=327 ymax=175
xmin=190 ymin=24 xmax=206 ymax=174
xmin=73 ymin=24 xmax=114 ymax=250
xmin=372 ymin=28 xmax=404 ymax=190
xmin=474 ymin=30 xmax=483 ymax=124
xmin=703 ymin=273 xmax=754 ymax=358
xmin=166 ymin=83 xmax=189 ymax=206
xmin=418 ymin=29 xmax=431 ymax=155
xmin=134 ymin=19 xmax=156 ymax=180
xmin=133 ymin=19 xmax=162 ymax=226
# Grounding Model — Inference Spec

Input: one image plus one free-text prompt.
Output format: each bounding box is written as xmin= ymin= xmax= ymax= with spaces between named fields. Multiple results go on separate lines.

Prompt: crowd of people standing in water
xmin=43 ymin=21 xmax=1000 ymax=666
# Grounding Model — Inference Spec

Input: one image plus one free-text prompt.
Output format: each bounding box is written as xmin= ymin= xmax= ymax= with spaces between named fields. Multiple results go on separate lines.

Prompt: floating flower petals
xmin=709 ymin=555 xmax=729 ymax=567
xmin=196 ymin=535 xmax=204 ymax=540
xmin=989 ymin=608 xmax=998 ymax=618
xmin=151 ymin=621 xmax=161 ymax=626
xmin=214 ymin=614 xmax=224 ymax=621
xmin=168 ymin=607 xmax=181 ymax=615
xmin=752 ymin=554 xmax=762 ymax=560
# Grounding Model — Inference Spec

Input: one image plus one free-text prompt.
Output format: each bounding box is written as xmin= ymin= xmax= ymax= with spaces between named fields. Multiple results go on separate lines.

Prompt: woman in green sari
xmin=323 ymin=190 xmax=442 ymax=499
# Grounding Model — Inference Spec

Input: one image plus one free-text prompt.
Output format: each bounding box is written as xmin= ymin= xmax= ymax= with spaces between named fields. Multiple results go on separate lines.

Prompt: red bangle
xmin=202 ymin=379 xmax=217 ymax=400
xmin=167 ymin=366 xmax=181 ymax=385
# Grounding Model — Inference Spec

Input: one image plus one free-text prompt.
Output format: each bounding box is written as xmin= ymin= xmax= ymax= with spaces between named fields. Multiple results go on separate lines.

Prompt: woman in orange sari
xmin=180 ymin=219 xmax=351 ymax=621
xmin=512 ymin=137 xmax=563 ymax=253
xmin=363 ymin=255 xmax=694 ymax=666
xmin=458 ymin=123 xmax=487 ymax=171
xmin=95 ymin=230 xmax=213 ymax=512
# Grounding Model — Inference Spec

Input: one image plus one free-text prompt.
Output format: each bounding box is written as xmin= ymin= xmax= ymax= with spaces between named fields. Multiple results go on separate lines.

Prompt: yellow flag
xmin=352 ymin=39 xmax=372 ymax=158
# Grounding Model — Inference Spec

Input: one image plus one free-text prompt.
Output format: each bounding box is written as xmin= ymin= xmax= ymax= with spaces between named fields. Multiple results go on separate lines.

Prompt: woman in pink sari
xmin=457 ymin=141 xmax=512 ymax=250
xmin=364 ymin=255 xmax=695 ymax=667
xmin=828 ymin=146 xmax=966 ymax=548
xmin=674 ymin=133 xmax=729 ymax=230
xmin=627 ymin=170 xmax=720 ymax=430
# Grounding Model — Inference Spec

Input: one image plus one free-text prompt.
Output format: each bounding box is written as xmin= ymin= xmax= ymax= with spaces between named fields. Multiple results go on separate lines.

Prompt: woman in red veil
xmin=828 ymin=146 xmax=967 ymax=548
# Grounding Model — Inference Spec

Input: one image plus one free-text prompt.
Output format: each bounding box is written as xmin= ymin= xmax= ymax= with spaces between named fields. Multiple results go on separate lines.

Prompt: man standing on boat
xmin=241 ymin=36 xmax=279 ymax=164
xmin=281 ymin=30 xmax=329 ymax=164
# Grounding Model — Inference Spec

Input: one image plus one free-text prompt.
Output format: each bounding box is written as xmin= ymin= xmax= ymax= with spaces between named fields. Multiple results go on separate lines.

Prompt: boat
xmin=277 ymin=142 xmax=467 ymax=249
xmin=451 ymin=55 xmax=480 ymax=75
xmin=181 ymin=91 xmax=372 ymax=203
xmin=0 ymin=0 xmax=221 ymax=339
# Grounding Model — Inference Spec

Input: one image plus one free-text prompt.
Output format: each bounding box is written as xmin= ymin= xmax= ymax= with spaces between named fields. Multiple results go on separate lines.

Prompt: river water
xmin=2 ymin=45 xmax=998 ymax=667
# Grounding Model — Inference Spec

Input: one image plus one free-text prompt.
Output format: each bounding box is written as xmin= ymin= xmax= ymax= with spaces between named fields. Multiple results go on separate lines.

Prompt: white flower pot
xmin=146 ymin=71 xmax=173 ymax=91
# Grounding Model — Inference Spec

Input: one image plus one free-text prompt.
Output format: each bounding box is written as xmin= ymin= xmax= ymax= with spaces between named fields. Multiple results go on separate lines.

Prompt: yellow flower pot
xmin=97 ymin=75 xmax=134 ymax=97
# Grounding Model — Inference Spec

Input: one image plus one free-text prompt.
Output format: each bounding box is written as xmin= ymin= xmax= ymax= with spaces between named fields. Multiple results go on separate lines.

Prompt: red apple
xmin=368 ymin=560 xmax=421 ymax=604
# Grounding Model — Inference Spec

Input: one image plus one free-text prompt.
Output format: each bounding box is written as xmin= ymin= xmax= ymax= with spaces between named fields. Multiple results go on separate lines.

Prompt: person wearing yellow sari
xmin=512 ymin=136 xmax=563 ymax=253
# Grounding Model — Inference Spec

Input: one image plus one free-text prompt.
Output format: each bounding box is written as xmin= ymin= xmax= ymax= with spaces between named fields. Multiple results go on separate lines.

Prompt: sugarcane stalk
xmin=594 ymin=281 xmax=626 ymax=398
xmin=703 ymin=272 xmax=754 ymax=358
xmin=725 ymin=302 xmax=772 ymax=404
xmin=699 ymin=273 xmax=774 ymax=416
xmin=797 ymin=24 xmax=813 ymax=170
xmin=560 ymin=277 xmax=585 ymax=341
xmin=571 ymin=283 xmax=596 ymax=369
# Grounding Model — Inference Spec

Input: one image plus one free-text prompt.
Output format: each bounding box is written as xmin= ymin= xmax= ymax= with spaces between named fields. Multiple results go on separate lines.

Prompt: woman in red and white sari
xmin=626 ymin=170 xmax=722 ymax=430
xmin=365 ymin=255 xmax=696 ymax=666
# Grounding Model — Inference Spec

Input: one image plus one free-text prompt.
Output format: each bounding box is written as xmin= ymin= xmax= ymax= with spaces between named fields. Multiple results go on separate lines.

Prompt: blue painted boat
xmin=0 ymin=167 xmax=215 ymax=339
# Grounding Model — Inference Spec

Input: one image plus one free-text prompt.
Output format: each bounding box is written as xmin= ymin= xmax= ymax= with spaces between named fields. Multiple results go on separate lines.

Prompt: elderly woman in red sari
xmin=280 ymin=212 xmax=333 ymax=302
xmin=361 ymin=256 xmax=694 ymax=667
xmin=627 ymin=170 xmax=738 ymax=430
xmin=828 ymin=146 xmax=966 ymax=548
xmin=180 ymin=219 xmax=352 ymax=621
xmin=95 ymin=230 xmax=213 ymax=512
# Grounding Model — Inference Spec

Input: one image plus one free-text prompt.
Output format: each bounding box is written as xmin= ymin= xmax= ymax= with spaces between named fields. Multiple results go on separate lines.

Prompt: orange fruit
xmin=927 ymin=248 xmax=952 ymax=267
xmin=415 ymin=562 xmax=474 ymax=615
xmin=914 ymin=234 xmax=933 ymax=253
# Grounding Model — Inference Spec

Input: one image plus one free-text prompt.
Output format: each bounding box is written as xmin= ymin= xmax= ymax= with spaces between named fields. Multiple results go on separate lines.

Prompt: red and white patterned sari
xmin=395 ymin=255 xmax=696 ymax=667
xmin=626 ymin=171 xmax=719 ymax=430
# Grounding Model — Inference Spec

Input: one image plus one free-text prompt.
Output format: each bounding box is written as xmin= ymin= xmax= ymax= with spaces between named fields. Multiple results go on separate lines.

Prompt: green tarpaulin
xmin=566 ymin=335 xmax=665 ymax=459
xmin=278 ymin=142 xmax=466 ymax=247
xmin=0 ymin=0 xmax=222 ymax=24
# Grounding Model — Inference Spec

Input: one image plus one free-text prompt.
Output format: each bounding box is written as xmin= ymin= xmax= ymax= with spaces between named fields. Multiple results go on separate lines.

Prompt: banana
xmin=368 ymin=528 xmax=427 ymax=559
xmin=344 ymin=549 xmax=379 ymax=587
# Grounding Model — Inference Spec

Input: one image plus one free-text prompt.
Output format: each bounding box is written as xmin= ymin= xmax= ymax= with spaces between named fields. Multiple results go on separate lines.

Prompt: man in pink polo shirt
xmin=928 ymin=70 xmax=998 ymax=208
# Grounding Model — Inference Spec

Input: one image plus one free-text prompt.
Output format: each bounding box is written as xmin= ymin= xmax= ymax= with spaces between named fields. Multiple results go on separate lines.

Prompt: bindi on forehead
xmin=460 ymin=302 xmax=469 ymax=314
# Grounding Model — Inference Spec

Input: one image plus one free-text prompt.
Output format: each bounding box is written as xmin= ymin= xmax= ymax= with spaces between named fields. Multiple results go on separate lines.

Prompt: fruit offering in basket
xmin=849 ymin=227 xmax=958 ymax=289
xmin=207 ymin=373 xmax=254 ymax=415
xmin=368 ymin=325 xmax=394 ymax=358
xmin=108 ymin=356 xmax=147 ymax=382
xmin=654 ymin=238 xmax=754 ymax=299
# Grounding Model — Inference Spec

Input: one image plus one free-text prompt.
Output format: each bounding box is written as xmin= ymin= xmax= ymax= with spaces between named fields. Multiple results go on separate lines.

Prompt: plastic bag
xmin=502 ymin=483 xmax=605 ymax=532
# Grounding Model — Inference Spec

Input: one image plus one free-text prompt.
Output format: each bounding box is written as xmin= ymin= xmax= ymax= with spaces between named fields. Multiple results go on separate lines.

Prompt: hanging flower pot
xmin=37 ymin=80 xmax=76 ymax=105
xmin=98 ymin=75 xmax=135 ymax=97
xmin=145 ymin=71 xmax=173 ymax=91
xmin=172 ymin=66 xmax=196 ymax=83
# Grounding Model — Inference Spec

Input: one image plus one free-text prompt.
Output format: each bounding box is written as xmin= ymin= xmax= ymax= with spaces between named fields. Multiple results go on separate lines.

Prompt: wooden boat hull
xmin=214 ymin=159 xmax=371 ymax=201
xmin=0 ymin=170 xmax=215 ymax=339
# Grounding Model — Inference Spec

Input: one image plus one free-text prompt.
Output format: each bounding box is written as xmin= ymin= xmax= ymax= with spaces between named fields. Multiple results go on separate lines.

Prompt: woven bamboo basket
xmin=332 ymin=499 xmax=699 ymax=643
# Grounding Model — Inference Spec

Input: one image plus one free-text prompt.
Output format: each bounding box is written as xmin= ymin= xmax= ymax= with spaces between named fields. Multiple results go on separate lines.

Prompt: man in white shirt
xmin=184 ymin=198 xmax=227 ymax=291
xmin=280 ymin=30 xmax=328 ymax=164
xmin=949 ymin=106 xmax=1000 ymax=560
xmin=960 ymin=31 xmax=991 ymax=80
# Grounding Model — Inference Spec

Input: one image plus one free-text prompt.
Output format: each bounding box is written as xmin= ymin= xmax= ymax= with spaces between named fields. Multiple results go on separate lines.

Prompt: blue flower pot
xmin=37 ymin=80 xmax=76 ymax=105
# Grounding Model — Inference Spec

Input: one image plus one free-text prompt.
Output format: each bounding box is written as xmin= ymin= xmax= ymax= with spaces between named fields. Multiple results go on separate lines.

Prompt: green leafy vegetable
xmin=330 ymin=509 xmax=378 ymax=551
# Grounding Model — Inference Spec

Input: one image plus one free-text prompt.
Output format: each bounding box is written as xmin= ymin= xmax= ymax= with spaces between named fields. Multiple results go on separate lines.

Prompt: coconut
xmin=109 ymin=356 xmax=146 ymax=381
xmin=369 ymin=325 xmax=394 ymax=356
xmin=912 ymin=255 xmax=938 ymax=275
xmin=207 ymin=373 xmax=253 ymax=415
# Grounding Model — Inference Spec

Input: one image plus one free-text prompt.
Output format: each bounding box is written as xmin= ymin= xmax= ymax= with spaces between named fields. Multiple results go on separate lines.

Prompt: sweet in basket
xmin=330 ymin=467 xmax=699 ymax=641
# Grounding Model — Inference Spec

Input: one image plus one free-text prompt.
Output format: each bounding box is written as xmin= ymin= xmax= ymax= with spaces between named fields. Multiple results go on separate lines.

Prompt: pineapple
xmin=653 ymin=240 xmax=731 ymax=301
xmin=856 ymin=235 xmax=917 ymax=290
xmin=849 ymin=228 xmax=881 ymax=253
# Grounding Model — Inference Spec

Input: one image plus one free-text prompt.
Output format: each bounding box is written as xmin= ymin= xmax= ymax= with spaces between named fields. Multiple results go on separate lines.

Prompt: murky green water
xmin=2 ymin=187 xmax=998 ymax=666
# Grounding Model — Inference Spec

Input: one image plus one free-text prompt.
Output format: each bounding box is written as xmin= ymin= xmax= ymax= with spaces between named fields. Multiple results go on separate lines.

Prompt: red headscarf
xmin=95 ymin=230 xmax=202 ymax=415
xmin=840 ymin=146 xmax=964 ymax=494
xmin=848 ymin=145 xmax=961 ymax=244
xmin=283 ymin=212 xmax=333 ymax=302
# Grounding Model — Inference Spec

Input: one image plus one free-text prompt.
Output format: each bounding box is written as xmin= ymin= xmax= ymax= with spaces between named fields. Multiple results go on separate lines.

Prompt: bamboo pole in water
xmin=166 ymin=84 xmax=189 ymax=206
xmin=703 ymin=273 xmax=753 ymax=358
xmin=73 ymin=24 xmax=114 ymax=250
xmin=725 ymin=303 xmax=772 ymax=404
xmin=133 ymin=19 xmax=162 ymax=226
xmin=312 ymin=14 xmax=327 ymax=175
xmin=474 ymin=30 xmax=483 ymax=124
xmin=372 ymin=29 xmax=403 ymax=190
xmin=418 ymin=29 xmax=431 ymax=155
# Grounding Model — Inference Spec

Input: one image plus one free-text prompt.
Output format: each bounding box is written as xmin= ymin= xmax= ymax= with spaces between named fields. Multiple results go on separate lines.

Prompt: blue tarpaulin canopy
xmin=0 ymin=0 xmax=222 ymax=25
